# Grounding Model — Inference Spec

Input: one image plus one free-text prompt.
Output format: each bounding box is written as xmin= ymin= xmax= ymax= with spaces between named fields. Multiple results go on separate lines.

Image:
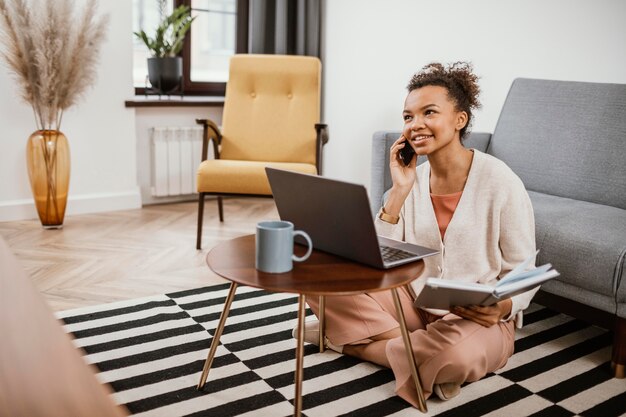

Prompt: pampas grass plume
xmin=0 ymin=0 xmax=108 ymax=131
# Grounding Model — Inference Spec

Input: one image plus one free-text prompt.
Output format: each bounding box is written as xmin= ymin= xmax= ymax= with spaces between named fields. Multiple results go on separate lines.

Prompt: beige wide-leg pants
xmin=306 ymin=287 xmax=516 ymax=408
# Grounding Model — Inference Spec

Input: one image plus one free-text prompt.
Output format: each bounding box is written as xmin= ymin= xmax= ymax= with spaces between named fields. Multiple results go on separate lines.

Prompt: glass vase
xmin=26 ymin=130 xmax=70 ymax=228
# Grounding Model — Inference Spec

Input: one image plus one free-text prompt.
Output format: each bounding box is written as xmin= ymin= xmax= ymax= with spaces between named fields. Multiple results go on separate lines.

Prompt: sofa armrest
xmin=370 ymin=131 xmax=400 ymax=215
xmin=465 ymin=132 xmax=492 ymax=154
xmin=369 ymin=131 xmax=492 ymax=215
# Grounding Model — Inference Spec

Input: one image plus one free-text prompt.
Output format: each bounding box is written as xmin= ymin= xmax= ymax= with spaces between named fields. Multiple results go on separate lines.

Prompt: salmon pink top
xmin=430 ymin=191 xmax=463 ymax=240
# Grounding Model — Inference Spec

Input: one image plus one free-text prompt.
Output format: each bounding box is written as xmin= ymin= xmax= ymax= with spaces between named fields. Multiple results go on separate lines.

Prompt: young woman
xmin=302 ymin=62 xmax=538 ymax=406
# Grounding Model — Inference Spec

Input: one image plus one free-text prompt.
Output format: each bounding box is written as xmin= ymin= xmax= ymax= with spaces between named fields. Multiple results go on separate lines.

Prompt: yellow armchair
xmin=195 ymin=54 xmax=329 ymax=249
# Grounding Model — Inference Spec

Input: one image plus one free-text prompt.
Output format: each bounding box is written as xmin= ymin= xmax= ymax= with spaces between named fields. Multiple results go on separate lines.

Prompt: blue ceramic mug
xmin=255 ymin=221 xmax=313 ymax=273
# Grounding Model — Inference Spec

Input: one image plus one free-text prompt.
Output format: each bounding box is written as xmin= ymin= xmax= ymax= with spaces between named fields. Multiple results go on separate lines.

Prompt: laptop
xmin=265 ymin=168 xmax=439 ymax=269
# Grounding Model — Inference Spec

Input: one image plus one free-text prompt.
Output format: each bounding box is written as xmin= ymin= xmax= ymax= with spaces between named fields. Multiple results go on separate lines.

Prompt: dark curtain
xmin=248 ymin=0 xmax=322 ymax=58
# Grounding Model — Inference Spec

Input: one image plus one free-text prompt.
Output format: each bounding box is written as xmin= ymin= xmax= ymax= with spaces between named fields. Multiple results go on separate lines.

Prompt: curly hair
xmin=406 ymin=62 xmax=481 ymax=140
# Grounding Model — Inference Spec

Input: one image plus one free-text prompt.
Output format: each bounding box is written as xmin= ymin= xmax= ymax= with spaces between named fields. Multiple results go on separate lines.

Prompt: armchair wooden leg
xmin=217 ymin=196 xmax=224 ymax=222
xmin=196 ymin=193 xmax=205 ymax=250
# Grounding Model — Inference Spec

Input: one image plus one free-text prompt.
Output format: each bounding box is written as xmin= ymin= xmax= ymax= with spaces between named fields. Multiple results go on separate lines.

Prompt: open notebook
xmin=413 ymin=251 xmax=559 ymax=309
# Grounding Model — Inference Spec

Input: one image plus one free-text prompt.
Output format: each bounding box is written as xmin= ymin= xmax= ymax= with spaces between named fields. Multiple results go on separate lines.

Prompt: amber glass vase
xmin=26 ymin=130 xmax=70 ymax=228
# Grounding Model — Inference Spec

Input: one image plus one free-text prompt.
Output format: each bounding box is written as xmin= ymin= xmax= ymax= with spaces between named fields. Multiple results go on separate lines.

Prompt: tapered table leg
xmin=319 ymin=295 xmax=326 ymax=353
xmin=405 ymin=284 xmax=418 ymax=301
xmin=197 ymin=282 xmax=238 ymax=390
xmin=294 ymin=294 xmax=306 ymax=416
xmin=391 ymin=288 xmax=428 ymax=412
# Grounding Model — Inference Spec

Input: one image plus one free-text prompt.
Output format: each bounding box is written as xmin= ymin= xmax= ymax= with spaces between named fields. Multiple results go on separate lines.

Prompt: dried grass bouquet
xmin=0 ymin=0 xmax=109 ymax=132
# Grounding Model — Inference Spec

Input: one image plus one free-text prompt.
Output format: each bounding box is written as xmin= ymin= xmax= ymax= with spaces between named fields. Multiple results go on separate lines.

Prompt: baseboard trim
xmin=0 ymin=189 xmax=142 ymax=222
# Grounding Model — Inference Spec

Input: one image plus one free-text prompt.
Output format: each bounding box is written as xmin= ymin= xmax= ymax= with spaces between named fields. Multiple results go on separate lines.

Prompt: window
xmin=188 ymin=0 xmax=235 ymax=83
xmin=132 ymin=0 xmax=173 ymax=88
xmin=133 ymin=0 xmax=248 ymax=96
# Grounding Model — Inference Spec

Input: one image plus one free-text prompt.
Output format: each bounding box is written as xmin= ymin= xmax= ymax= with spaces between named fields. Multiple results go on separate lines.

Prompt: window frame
xmin=135 ymin=0 xmax=248 ymax=96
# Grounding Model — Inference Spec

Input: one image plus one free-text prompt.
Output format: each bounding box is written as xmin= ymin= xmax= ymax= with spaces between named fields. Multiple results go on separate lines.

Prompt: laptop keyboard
xmin=380 ymin=245 xmax=416 ymax=263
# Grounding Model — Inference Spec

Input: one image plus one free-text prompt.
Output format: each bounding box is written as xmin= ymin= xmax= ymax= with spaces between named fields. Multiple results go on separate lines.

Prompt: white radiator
xmin=151 ymin=126 xmax=204 ymax=197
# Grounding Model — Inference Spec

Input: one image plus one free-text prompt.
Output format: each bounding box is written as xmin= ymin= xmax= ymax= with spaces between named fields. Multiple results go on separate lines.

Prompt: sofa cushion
xmin=488 ymin=78 xmax=626 ymax=210
xmin=529 ymin=190 xmax=626 ymax=298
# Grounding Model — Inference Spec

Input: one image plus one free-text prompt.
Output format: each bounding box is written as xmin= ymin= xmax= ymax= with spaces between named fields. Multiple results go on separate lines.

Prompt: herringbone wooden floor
xmin=0 ymin=198 xmax=279 ymax=311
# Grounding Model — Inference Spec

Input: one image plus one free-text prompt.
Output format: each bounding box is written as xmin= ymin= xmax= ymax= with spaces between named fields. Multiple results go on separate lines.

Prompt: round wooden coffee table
xmin=196 ymin=234 xmax=428 ymax=415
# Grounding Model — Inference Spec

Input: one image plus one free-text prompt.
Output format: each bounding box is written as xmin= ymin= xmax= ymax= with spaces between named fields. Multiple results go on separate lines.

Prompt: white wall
xmin=0 ymin=0 xmax=139 ymax=222
xmin=2 ymin=0 xmax=625 ymax=222
xmin=321 ymin=0 xmax=626 ymax=186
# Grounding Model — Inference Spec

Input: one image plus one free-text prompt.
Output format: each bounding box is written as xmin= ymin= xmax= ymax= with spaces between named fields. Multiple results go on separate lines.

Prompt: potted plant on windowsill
xmin=134 ymin=4 xmax=195 ymax=93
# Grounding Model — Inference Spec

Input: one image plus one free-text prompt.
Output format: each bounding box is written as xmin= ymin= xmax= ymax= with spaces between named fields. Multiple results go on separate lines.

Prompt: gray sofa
xmin=370 ymin=78 xmax=626 ymax=377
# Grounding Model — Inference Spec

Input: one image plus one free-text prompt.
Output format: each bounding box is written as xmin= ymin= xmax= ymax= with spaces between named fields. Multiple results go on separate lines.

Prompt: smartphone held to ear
xmin=399 ymin=139 xmax=415 ymax=166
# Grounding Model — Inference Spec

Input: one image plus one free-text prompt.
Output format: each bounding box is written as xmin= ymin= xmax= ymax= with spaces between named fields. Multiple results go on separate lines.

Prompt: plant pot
xmin=147 ymin=57 xmax=183 ymax=93
xmin=26 ymin=130 xmax=70 ymax=228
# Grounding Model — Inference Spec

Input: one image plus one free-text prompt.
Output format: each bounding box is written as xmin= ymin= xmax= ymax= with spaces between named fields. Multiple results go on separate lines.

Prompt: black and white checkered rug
xmin=57 ymin=283 xmax=626 ymax=417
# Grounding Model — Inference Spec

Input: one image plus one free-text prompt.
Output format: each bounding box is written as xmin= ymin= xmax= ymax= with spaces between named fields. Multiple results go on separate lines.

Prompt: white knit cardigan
xmin=375 ymin=149 xmax=537 ymax=328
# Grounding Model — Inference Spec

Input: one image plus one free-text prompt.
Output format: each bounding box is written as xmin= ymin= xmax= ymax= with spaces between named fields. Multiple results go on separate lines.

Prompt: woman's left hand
xmin=451 ymin=299 xmax=513 ymax=327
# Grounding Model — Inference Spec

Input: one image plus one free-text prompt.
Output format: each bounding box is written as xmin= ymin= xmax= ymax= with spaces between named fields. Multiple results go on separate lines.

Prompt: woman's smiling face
xmin=402 ymin=85 xmax=467 ymax=155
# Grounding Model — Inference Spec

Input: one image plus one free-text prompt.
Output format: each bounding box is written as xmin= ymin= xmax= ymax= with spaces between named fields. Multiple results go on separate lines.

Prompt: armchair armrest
xmin=315 ymin=123 xmax=329 ymax=175
xmin=196 ymin=119 xmax=222 ymax=161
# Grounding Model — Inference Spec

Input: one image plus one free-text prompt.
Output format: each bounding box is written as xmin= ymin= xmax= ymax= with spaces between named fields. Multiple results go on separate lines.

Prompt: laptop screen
xmin=266 ymin=168 xmax=384 ymax=266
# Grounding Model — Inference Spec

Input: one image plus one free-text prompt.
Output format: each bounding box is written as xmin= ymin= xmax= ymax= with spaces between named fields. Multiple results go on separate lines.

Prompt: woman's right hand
xmin=389 ymin=135 xmax=417 ymax=192
xmin=380 ymin=136 xmax=417 ymax=219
